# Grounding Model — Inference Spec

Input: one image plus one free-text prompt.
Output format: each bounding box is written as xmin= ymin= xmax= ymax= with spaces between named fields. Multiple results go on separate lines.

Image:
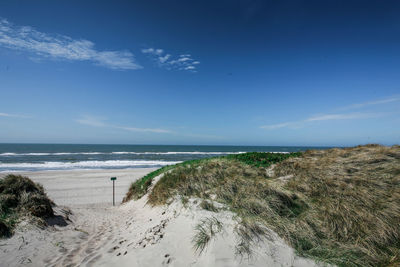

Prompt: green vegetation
xmin=141 ymin=145 xmax=400 ymax=266
xmin=123 ymin=152 xmax=302 ymax=202
xmin=123 ymin=158 xmax=217 ymax=202
xmin=225 ymin=151 xmax=302 ymax=167
xmin=0 ymin=174 xmax=54 ymax=238
xmin=123 ymin=165 xmax=174 ymax=202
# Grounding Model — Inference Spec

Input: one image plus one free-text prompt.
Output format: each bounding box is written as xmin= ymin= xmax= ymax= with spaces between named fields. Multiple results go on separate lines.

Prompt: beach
xmin=1 ymin=1 xmax=399 ymax=265
xmin=2 ymin=145 xmax=398 ymax=266
xmin=18 ymin=168 xmax=157 ymax=206
xmin=0 ymin=167 xmax=320 ymax=267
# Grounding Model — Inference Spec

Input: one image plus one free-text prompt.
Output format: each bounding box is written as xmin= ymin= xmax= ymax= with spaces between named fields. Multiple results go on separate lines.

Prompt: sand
xmin=17 ymin=168 xmax=157 ymax=206
xmin=0 ymin=168 xmax=323 ymax=267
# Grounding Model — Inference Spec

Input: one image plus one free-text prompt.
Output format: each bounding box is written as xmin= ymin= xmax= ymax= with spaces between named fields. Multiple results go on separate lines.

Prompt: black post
xmin=111 ymin=177 xmax=117 ymax=206
xmin=113 ymin=180 xmax=115 ymax=206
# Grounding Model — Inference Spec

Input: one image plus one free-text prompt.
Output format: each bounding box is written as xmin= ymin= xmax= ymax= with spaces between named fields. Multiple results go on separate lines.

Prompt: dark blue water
xmin=0 ymin=144 xmax=329 ymax=172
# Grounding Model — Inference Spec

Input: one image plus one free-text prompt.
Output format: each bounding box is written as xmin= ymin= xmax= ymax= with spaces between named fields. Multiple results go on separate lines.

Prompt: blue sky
xmin=0 ymin=0 xmax=399 ymax=146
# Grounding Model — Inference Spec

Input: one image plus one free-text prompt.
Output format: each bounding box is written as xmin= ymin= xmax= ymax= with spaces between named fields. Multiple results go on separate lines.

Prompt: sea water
xmin=0 ymin=144 xmax=328 ymax=172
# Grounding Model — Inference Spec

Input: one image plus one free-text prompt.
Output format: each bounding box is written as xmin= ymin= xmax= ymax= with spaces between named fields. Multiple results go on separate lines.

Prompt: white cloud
xmin=141 ymin=47 xmax=199 ymax=72
xmin=76 ymin=116 xmax=227 ymax=139
xmin=0 ymin=18 xmax=141 ymax=70
xmin=306 ymin=112 xmax=380 ymax=122
xmin=76 ymin=115 xmax=107 ymax=127
xmin=261 ymin=112 xmax=385 ymax=130
xmin=158 ymin=54 xmax=171 ymax=63
xmin=260 ymin=96 xmax=398 ymax=130
xmin=117 ymin=126 xmax=172 ymax=133
xmin=338 ymin=96 xmax=400 ymax=110
xmin=260 ymin=122 xmax=293 ymax=130
xmin=178 ymin=57 xmax=191 ymax=62
xmin=0 ymin=112 xmax=29 ymax=118
xmin=76 ymin=115 xmax=172 ymax=134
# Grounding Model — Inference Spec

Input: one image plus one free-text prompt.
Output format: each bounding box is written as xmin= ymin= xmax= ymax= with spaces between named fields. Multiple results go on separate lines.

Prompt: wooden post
xmin=111 ymin=177 xmax=117 ymax=206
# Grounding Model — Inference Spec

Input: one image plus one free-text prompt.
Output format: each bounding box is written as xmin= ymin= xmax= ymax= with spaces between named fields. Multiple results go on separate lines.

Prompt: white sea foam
xmin=0 ymin=153 xmax=18 ymax=156
xmin=0 ymin=152 xmax=116 ymax=156
xmin=0 ymin=160 xmax=182 ymax=170
xmin=111 ymin=151 xmax=246 ymax=155
xmin=0 ymin=151 xmax=247 ymax=156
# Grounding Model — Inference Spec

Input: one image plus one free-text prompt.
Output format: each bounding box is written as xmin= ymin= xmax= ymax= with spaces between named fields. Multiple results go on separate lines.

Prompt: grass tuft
xmin=200 ymin=200 xmax=219 ymax=212
xmin=235 ymin=219 xmax=270 ymax=258
xmin=0 ymin=174 xmax=54 ymax=238
xmin=192 ymin=216 xmax=223 ymax=254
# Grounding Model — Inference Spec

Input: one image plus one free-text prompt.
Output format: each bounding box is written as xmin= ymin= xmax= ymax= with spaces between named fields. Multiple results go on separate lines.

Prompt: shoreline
xmin=0 ymin=166 xmax=158 ymax=174
xmin=2 ymin=168 xmax=157 ymax=206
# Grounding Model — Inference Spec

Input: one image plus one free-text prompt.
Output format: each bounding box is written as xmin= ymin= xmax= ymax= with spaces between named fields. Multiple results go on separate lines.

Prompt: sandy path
xmin=44 ymin=205 xmax=132 ymax=267
xmin=0 ymin=168 xmax=156 ymax=267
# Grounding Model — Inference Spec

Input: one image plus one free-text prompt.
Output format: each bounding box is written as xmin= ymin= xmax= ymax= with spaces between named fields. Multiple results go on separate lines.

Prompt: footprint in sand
xmin=162 ymin=254 xmax=174 ymax=265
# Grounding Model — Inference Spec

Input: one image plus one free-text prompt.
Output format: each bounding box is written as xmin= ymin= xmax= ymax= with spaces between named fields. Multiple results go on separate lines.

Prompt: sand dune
xmin=0 ymin=168 xmax=322 ymax=267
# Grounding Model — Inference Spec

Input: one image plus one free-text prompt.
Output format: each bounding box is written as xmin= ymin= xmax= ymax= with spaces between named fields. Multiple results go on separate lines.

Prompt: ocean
xmin=0 ymin=144 xmax=328 ymax=172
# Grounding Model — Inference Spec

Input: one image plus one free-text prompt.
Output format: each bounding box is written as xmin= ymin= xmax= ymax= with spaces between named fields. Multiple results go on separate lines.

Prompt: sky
xmin=0 ymin=0 xmax=399 ymax=146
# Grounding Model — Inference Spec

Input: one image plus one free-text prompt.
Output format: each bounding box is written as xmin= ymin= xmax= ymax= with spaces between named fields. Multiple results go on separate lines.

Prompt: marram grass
xmin=0 ymin=174 xmax=54 ymax=237
xmin=139 ymin=145 xmax=400 ymax=266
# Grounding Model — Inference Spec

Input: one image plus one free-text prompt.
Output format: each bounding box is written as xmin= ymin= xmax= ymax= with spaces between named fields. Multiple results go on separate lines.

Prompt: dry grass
xmin=199 ymin=200 xmax=219 ymax=212
xmin=192 ymin=216 xmax=223 ymax=254
xmin=124 ymin=153 xmax=301 ymax=202
xmin=148 ymin=158 xmax=309 ymax=259
xmin=0 ymin=174 xmax=54 ymax=237
xmin=147 ymin=145 xmax=400 ymax=266
xmin=123 ymin=158 xmax=216 ymax=202
xmin=274 ymin=144 xmax=400 ymax=266
xmin=234 ymin=219 xmax=271 ymax=258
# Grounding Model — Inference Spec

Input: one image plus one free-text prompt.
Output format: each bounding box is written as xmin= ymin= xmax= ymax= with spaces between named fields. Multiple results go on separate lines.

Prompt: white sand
xmin=17 ymin=168 xmax=157 ymax=206
xmin=0 ymin=169 xmax=323 ymax=267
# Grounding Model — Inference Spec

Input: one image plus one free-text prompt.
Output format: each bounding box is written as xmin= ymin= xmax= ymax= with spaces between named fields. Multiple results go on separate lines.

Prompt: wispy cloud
xmin=260 ymin=122 xmax=293 ymax=130
xmin=76 ymin=115 xmax=107 ymax=127
xmin=261 ymin=96 xmax=398 ymax=130
xmin=117 ymin=126 xmax=172 ymax=134
xmin=0 ymin=112 xmax=15 ymax=117
xmin=0 ymin=18 xmax=141 ymax=70
xmin=76 ymin=115 xmax=172 ymax=134
xmin=261 ymin=112 xmax=386 ymax=130
xmin=141 ymin=48 xmax=199 ymax=72
xmin=76 ymin=115 xmax=222 ymax=138
xmin=306 ymin=112 xmax=381 ymax=122
xmin=0 ymin=112 xmax=29 ymax=118
xmin=338 ymin=96 xmax=400 ymax=110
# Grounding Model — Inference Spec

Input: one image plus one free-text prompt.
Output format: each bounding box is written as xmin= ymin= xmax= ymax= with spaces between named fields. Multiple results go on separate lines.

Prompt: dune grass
xmin=192 ymin=216 xmax=223 ymax=254
xmin=145 ymin=145 xmax=400 ymax=266
xmin=199 ymin=200 xmax=219 ymax=212
xmin=123 ymin=158 xmax=219 ymax=202
xmin=225 ymin=151 xmax=302 ymax=167
xmin=0 ymin=174 xmax=54 ymax=238
xmin=123 ymin=152 xmax=302 ymax=202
